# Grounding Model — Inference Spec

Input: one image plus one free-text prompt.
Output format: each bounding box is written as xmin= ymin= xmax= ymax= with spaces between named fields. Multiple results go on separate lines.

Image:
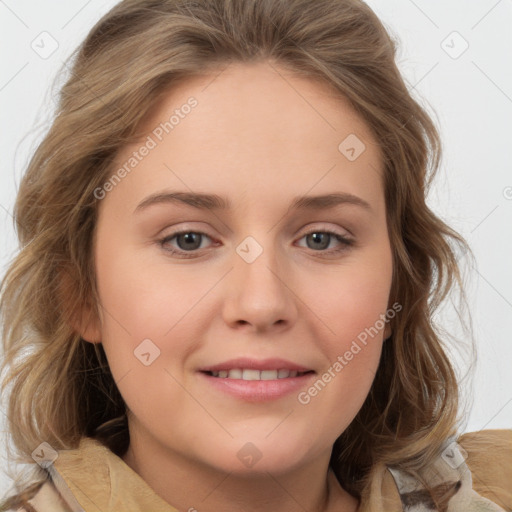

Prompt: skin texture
xmin=80 ymin=60 xmax=393 ymax=512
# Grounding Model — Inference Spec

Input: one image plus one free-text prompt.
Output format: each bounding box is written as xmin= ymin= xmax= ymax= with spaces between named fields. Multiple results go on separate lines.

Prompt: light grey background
xmin=1 ymin=0 xmax=511 ymax=499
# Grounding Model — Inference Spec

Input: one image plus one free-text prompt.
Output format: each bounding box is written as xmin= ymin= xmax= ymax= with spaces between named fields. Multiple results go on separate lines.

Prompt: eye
xmin=158 ymin=230 xmax=214 ymax=258
xmin=157 ymin=228 xmax=354 ymax=258
xmin=296 ymin=229 xmax=354 ymax=254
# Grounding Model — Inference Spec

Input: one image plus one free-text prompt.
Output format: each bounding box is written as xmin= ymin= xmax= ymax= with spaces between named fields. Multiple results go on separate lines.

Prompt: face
xmin=83 ymin=60 xmax=393 ymax=476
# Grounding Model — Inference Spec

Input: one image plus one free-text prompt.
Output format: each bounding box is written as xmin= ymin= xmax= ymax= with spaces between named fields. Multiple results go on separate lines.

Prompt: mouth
xmin=201 ymin=369 xmax=315 ymax=380
xmin=197 ymin=358 xmax=316 ymax=401
xmin=197 ymin=364 xmax=317 ymax=402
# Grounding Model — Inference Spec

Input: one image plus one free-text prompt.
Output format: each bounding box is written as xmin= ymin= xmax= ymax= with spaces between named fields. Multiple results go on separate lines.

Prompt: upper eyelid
xmin=160 ymin=224 xmax=353 ymax=240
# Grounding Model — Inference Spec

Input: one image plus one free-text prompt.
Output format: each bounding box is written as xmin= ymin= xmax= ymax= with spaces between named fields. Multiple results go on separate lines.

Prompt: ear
xmin=78 ymin=302 xmax=103 ymax=344
xmin=383 ymin=297 xmax=397 ymax=341
xmin=58 ymin=266 xmax=102 ymax=344
xmin=383 ymin=322 xmax=392 ymax=341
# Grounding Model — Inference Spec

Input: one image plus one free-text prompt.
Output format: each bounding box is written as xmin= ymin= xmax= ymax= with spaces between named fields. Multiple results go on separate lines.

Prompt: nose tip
xmin=222 ymin=244 xmax=298 ymax=332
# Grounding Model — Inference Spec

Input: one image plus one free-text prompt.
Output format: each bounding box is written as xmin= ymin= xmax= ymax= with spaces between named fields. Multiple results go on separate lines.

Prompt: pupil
xmin=178 ymin=232 xmax=201 ymax=250
xmin=309 ymin=232 xmax=329 ymax=250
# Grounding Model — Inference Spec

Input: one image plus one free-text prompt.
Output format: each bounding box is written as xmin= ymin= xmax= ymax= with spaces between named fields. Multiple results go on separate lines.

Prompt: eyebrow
xmin=134 ymin=190 xmax=372 ymax=214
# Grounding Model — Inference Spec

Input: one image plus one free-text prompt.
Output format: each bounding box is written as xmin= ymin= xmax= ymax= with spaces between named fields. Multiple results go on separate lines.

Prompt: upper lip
xmin=198 ymin=357 xmax=314 ymax=373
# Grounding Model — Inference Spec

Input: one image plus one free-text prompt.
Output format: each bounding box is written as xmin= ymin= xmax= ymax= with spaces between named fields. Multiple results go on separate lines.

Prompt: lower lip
xmin=198 ymin=371 xmax=316 ymax=402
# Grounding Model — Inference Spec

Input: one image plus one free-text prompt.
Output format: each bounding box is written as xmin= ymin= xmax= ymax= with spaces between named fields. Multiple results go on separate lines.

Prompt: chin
xmin=197 ymin=436 xmax=312 ymax=476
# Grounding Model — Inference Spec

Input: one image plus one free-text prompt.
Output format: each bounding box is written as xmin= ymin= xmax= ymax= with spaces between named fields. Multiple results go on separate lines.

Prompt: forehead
xmin=106 ymin=61 xmax=384 ymax=215
xmin=136 ymin=60 xmax=377 ymax=148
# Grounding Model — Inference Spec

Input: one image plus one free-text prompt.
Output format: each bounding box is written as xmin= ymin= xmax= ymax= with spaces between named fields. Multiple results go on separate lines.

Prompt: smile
xmin=198 ymin=369 xmax=316 ymax=402
xmin=205 ymin=369 xmax=313 ymax=380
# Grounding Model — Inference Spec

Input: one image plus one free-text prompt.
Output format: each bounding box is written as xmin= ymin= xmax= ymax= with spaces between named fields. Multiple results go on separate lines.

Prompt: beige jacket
xmin=3 ymin=429 xmax=511 ymax=512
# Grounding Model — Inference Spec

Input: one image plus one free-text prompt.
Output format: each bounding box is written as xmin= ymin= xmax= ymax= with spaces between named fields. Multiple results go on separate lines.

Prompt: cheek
xmin=306 ymin=257 xmax=393 ymax=346
xmin=95 ymin=264 xmax=197 ymax=421
xmin=92 ymin=236 xmax=208 ymax=395
xmin=94 ymin=232 xmax=207 ymax=340
xmin=295 ymin=259 xmax=392 ymax=422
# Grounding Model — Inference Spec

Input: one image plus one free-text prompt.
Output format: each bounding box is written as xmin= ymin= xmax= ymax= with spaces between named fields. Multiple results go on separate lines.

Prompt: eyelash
xmin=157 ymin=228 xmax=354 ymax=259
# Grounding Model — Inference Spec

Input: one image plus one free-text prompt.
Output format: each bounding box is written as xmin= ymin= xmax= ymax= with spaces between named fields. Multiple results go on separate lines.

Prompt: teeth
xmin=208 ymin=369 xmax=307 ymax=379
xmin=242 ymin=369 xmax=260 ymax=380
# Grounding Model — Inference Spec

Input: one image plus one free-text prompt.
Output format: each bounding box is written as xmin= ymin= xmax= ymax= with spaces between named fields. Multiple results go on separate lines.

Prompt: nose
xmin=221 ymin=239 xmax=298 ymax=333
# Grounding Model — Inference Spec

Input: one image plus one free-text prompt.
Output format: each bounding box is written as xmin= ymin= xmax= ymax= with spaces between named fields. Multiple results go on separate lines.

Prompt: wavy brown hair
xmin=1 ymin=0 xmax=473 ymax=508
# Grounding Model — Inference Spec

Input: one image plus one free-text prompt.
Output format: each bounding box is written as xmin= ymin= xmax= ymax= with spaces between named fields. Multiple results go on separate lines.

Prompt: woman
xmin=1 ymin=0 xmax=510 ymax=511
